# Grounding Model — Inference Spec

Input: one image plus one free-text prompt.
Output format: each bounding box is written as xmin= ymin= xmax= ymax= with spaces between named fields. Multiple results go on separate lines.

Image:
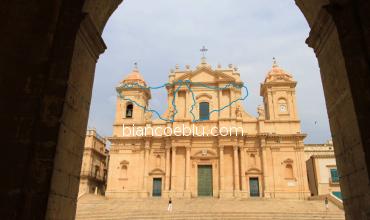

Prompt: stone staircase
xmin=76 ymin=195 xmax=345 ymax=220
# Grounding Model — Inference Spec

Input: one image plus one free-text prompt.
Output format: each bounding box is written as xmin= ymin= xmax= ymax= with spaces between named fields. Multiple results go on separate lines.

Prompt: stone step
xmin=77 ymin=211 xmax=344 ymax=215
xmin=76 ymin=212 xmax=344 ymax=220
xmin=76 ymin=215 xmax=344 ymax=219
xmin=76 ymin=217 xmax=345 ymax=220
xmin=76 ymin=215 xmax=344 ymax=220
xmin=76 ymin=195 xmax=345 ymax=220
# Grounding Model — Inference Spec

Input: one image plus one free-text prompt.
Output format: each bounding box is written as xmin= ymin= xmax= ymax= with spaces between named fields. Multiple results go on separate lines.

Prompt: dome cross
xmin=200 ymin=46 xmax=208 ymax=58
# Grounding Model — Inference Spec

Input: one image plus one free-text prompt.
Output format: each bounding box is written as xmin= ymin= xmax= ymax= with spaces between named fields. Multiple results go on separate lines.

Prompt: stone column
xmin=143 ymin=141 xmax=150 ymax=194
xmin=260 ymin=137 xmax=271 ymax=197
xmin=218 ymin=89 xmax=224 ymax=118
xmin=185 ymin=90 xmax=191 ymax=120
xmin=239 ymin=146 xmax=246 ymax=191
xmin=230 ymin=88 xmax=236 ymax=118
xmin=233 ymin=146 xmax=240 ymax=193
xmin=170 ymin=146 xmax=177 ymax=193
xmin=165 ymin=142 xmax=171 ymax=191
xmin=185 ymin=146 xmax=191 ymax=191
xmin=219 ymin=146 xmax=225 ymax=192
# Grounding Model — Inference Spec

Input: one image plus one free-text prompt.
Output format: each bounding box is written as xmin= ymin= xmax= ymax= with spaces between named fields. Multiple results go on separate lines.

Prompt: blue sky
xmin=88 ymin=0 xmax=332 ymax=144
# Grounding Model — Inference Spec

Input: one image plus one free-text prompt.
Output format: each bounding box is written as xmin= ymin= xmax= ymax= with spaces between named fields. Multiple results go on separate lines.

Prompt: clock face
xmin=280 ymin=104 xmax=287 ymax=112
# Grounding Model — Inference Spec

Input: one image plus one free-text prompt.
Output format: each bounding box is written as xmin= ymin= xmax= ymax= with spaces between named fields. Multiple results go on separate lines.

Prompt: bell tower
xmin=114 ymin=65 xmax=151 ymax=127
xmin=260 ymin=59 xmax=298 ymax=121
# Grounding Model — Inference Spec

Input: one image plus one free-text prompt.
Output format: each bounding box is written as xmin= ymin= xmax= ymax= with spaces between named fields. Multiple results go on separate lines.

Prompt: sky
xmin=87 ymin=0 xmax=332 ymax=144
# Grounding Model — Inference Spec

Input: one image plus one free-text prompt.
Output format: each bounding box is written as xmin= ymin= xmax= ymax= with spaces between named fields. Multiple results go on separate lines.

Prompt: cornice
xmin=261 ymin=81 xmax=297 ymax=87
xmin=84 ymin=147 xmax=108 ymax=158
xmin=78 ymin=14 xmax=106 ymax=60
xmin=311 ymin=154 xmax=336 ymax=159
xmin=263 ymin=119 xmax=301 ymax=123
xmin=306 ymin=6 xmax=335 ymax=56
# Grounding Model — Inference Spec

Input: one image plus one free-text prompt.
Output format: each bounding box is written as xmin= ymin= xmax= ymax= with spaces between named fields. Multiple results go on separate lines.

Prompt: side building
xmin=304 ymin=140 xmax=341 ymax=198
xmin=78 ymin=129 xmax=109 ymax=197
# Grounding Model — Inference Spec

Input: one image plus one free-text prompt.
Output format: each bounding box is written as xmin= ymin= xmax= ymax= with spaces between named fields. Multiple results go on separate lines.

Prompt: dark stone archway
xmin=0 ymin=0 xmax=369 ymax=219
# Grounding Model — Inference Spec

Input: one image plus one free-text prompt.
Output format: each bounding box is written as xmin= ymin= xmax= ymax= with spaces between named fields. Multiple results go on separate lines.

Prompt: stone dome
xmin=121 ymin=67 xmax=147 ymax=86
xmin=264 ymin=60 xmax=294 ymax=83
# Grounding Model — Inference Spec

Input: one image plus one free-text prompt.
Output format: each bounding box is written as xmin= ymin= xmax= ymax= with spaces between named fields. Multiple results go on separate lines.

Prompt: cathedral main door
xmin=249 ymin=177 xmax=260 ymax=197
xmin=197 ymin=165 xmax=213 ymax=196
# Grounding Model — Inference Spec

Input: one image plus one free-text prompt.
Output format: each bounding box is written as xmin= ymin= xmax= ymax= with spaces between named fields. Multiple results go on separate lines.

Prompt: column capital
xmin=259 ymin=137 xmax=266 ymax=146
xmin=233 ymin=145 xmax=239 ymax=151
xmin=165 ymin=139 xmax=171 ymax=149
xmin=219 ymin=145 xmax=225 ymax=150
xmin=165 ymin=143 xmax=171 ymax=150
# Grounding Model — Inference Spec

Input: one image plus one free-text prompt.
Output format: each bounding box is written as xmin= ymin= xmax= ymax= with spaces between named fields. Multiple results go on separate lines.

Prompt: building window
xmin=121 ymin=165 xmax=128 ymax=178
xmin=94 ymin=165 xmax=100 ymax=177
xmin=199 ymin=102 xmax=210 ymax=121
xmin=330 ymin=168 xmax=339 ymax=183
xmin=126 ymin=104 xmax=133 ymax=118
xmin=285 ymin=164 xmax=294 ymax=179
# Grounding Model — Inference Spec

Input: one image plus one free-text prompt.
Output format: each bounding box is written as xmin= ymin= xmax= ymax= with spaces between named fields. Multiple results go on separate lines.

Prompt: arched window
xmin=285 ymin=164 xmax=294 ymax=179
xmin=126 ymin=104 xmax=133 ymax=118
xmin=199 ymin=102 xmax=210 ymax=121
xmin=121 ymin=165 xmax=128 ymax=178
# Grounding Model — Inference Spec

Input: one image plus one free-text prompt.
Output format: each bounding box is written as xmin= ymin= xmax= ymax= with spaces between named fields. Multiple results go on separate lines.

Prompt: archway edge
xmin=81 ymin=2 xmax=370 ymax=220
xmin=1 ymin=1 xmax=369 ymax=220
xmin=78 ymin=2 xmax=370 ymax=220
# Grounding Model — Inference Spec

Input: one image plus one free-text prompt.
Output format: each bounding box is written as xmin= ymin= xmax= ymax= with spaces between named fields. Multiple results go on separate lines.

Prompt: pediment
xmin=176 ymin=68 xmax=236 ymax=83
xmin=246 ymin=168 xmax=262 ymax=174
xmin=196 ymin=93 xmax=212 ymax=100
xmin=120 ymin=160 xmax=129 ymax=165
xmin=193 ymin=149 xmax=217 ymax=158
xmin=149 ymin=168 xmax=165 ymax=175
xmin=283 ymin=158 xmax=294 ymax=164
xmin=190 ymin=71 xmax=218 ymax=83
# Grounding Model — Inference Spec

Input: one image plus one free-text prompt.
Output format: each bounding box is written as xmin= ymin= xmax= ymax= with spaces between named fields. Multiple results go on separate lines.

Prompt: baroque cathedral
xmin=106 ymin=57 xmax=310 ymax=199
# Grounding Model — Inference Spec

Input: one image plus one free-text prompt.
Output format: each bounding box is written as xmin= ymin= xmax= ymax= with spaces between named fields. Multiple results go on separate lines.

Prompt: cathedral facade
xmin=106 ymin=57 xmax=310 ymax=199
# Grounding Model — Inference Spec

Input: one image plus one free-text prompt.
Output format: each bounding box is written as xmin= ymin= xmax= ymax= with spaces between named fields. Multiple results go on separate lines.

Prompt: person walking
xmin=167 ymin=197 xmax=172 ymax=212
xmin=167 ymin=197 xmax=173 ymax=212
xmin=325 ymin=197 xmax=329 ymax=211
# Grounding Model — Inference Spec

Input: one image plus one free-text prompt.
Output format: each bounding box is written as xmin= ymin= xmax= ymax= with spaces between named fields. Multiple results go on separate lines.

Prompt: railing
xmin=80 ymin=171 xmax=106 ymax=182
xmin=85 ymin=146 xmax=108 ymax=157
xmin=329 ymin=192 xmax=343 ymax=210
xmin=86 ymin=129 xmax=106 ymax=144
